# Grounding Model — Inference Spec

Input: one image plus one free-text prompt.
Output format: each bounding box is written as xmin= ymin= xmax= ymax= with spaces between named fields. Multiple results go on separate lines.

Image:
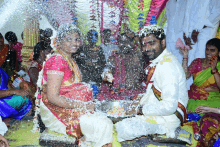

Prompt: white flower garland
xmin=32 ymin=54 xmax=51 ymax=133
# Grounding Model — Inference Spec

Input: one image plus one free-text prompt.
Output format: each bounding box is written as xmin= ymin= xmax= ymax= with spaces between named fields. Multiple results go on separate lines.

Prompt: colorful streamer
xmin=144 ymin=0 xmax=168 ymax=26
xmin=127 ymin=0 xmax=152 ymax=33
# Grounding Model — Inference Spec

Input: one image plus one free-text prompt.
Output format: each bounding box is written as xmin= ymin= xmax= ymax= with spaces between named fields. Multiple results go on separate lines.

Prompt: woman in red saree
xmin=181 ymin=38 xmax=220 ymax=146
xmin=37 ymin=23 xmax=113 ymax=147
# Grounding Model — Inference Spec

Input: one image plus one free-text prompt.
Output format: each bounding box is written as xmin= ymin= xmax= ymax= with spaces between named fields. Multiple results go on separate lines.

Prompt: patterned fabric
xmin=151 ymin=84 xmax=187 ymax=125
xmin=0 ymin=67 xmax=32 ymax=120
xmin=0 ymin=44 xmax=9 ymax=66
xmin=1 ymin=47 xmax=17 ymax=78
xmin=197 ymin=113 xmax=220 ymax=147
xmin=115 ymin=49 xmax=188 ymax=142
xmin=145 ymin=65 xmax=156 ymax=89
xmin=12 ymin=42 xmax=23 ymax=62
xmin=188 ymin=58 xmax=220 ymax=100
xmin=43 ymin=55 xmax=75 ymax=83
xmin=187 ymin=59 xmax=220 ymax=115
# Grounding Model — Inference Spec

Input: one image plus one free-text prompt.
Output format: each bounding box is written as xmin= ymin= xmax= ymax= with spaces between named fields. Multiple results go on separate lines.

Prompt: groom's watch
xmin=138 ymin=105 xmax=143 ymax=115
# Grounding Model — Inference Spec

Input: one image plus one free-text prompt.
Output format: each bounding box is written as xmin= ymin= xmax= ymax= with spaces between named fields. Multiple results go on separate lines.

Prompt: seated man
xmin=99 ymin=29 xmax=119 ymax=62
xmin=115 ymin=25 xmax=188 ymax=142
xmin=74 ymin=30 xmax=106 ymax=87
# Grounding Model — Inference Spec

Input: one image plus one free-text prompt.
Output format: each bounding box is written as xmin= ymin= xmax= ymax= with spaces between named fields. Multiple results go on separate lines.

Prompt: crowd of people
xmin=0 ymin=21 xmax=220 ymax=146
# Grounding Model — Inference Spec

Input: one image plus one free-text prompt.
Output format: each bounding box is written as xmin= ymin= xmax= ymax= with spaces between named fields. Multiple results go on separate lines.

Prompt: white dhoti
xmin=115 ymin=115 xmax=180 ymax=142
xmin=80 ymin=113 xmax=113 ymax=147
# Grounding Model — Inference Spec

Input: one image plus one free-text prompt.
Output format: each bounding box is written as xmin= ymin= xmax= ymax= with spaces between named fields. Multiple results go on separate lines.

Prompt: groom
xmin=115 ymin=25 xmax=189 ymax=142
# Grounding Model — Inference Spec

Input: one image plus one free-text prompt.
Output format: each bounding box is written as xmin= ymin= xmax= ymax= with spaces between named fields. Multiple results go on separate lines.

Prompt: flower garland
xmin=69 ymin=0 xmax=78 ymax=25
xmin=138 ymin=0 xmax=144 ymax=31
xmin=101 ymin=0 xmax=124 ymax=44
xmin=144 ymin=0 xmax=168 ymax=26
xmin=32 ymin=58 xmax=47 ymax=133
xmin=90 ymin=0 xmax=97 ymax=29
xmin=122 ymin=0 xmax=129 ymax=23
xmin=109 ymin=6 xmax=117 ymax=43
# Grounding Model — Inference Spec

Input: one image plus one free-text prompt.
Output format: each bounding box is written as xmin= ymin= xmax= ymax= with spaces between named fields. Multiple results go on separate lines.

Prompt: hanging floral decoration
xmin=109 ymin=6 xmax=117 ymax=43
xmin=69 ymin=0 xmax=78 ymax=25
xmin=150 ymin=15 xmax=157 ymax=25
xmin=90 ymin=0 xmax=97 ymax=29
xmin=138 ymin=0 xmax=145 ymax=31
xmin=46 ymin=0 xmax=72 ymax=26
xmin=122 ymin=0 xmax=129 ymax=23
xmin=100 ymin=0 xmax=124 ymax=44
xmin=101 ymin=0 xmax=123 ymax=7
xmin=144 ymin=0 xmax=168 ymax=26
xmin=35 ymin=0 xmax=59 ymax=30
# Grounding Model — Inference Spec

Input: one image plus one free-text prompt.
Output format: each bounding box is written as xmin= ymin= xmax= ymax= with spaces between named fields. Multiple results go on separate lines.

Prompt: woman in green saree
xmin=181 ymin=38 xmax=220 ymax=146
xmin=181 ymin=38 xmax=220 ymax=114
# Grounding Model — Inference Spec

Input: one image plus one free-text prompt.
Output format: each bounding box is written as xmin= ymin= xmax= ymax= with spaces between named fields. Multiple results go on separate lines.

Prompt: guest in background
xmin=99 ymin=29 xmax=119 ymax=62
xmin=0 ymin=33 xmax=17 ymax=77
xmin=5 ymin=31 xmax=23 ymax=71
xmin=27 ymin=42 xmax=46 ymax=86
xmin=75 ymin=30 xmax=106 ymax=87
xmin=181 ymin=38 xmax=220 ymax=115
xmin=97 ymin=33 xmax=144 ymax=101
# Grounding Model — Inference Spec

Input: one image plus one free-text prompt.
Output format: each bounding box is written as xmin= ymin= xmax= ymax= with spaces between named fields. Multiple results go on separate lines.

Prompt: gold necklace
xmin=57 ymin=49 xmax=82 ymax=82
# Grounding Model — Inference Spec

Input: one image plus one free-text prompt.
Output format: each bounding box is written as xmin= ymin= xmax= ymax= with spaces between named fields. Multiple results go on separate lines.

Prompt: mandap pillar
xmin=21 ymin=1 xmax=40 ymax=70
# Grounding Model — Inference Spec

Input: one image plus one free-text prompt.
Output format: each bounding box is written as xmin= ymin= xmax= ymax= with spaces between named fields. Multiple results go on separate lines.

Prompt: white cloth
xmin=40 ymin=99 xmax=67 ymax=135
xmin=0 ymin=116 xmax=8 ymax=136
xmin=183 ymin=0 xmax=220 ymax=37
xmin=80 ymin=112 xmax=113 ymax=147
xmin=165 ymin=0 xmax=220 ymax=90
xmin=115 ymin=49 xmax=188 ymax=142
xmin=99 ymin=43 xmax=119 ymax=62
xmin=40 ymin=99 xmax=113 ymax=147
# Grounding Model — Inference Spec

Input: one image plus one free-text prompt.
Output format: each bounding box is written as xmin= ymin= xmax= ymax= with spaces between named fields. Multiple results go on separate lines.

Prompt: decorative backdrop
xmin=36 ymin=0 xmax=168 ymax=43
